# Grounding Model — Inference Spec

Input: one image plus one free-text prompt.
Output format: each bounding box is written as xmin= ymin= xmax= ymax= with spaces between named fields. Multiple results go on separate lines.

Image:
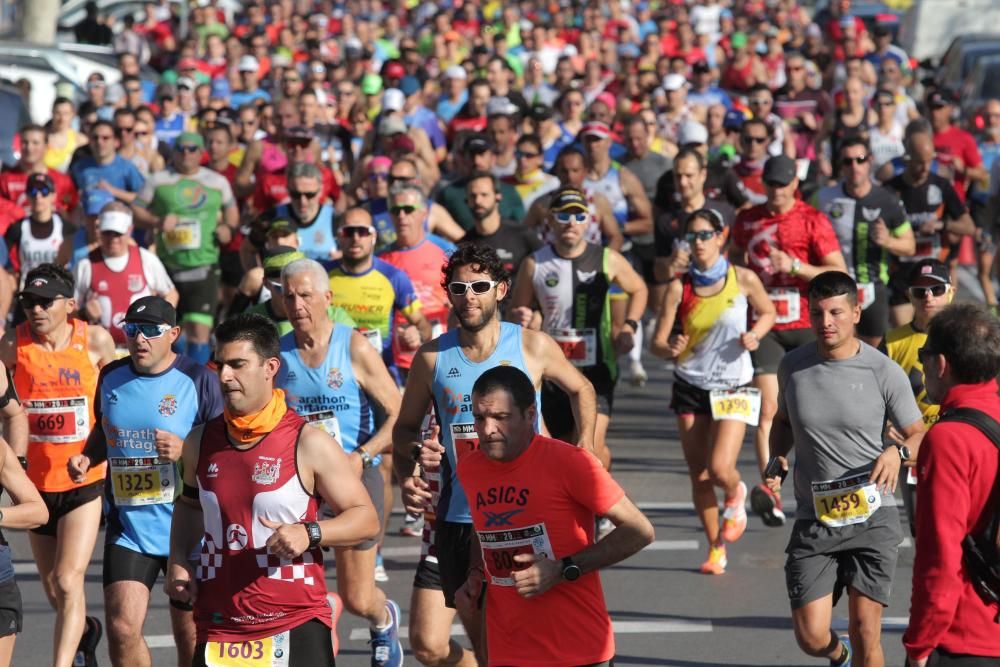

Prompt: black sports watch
xmin=894 ymin=443 xmax=912 ymax=462
xmin=561 ymin=556 xmax=581 ymax=582
xmin=304 ymin=521 xmax=322 ymax=549
xmin=624 ymin=319 xmax=640 ymax=333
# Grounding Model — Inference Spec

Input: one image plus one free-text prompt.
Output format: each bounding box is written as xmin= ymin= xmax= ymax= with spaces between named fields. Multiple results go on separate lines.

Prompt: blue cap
xmin=723 ymin=110 xmax=745 ymax=130
xmin=617 ymin=43 xmax=640 ymax=59
xmin=84 ymin=188 xmax=115 ymax=216
xmin=399 ymin=75 xmax=421 ymax=97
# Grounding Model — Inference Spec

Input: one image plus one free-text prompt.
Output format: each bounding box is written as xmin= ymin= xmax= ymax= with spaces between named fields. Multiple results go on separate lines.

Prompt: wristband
xmin=624 ymin=319 xmax=640 ymax=333
xmin=16 ymin=456 xmax=26 ymax=471
xmin=357 ymin=447 xmax=374 ymax=469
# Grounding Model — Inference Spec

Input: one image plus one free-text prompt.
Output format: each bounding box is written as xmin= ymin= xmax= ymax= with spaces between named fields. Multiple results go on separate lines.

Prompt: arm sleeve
xmin=3 ymin=223 xmax=20 ymax=253
xmin=887 ymin=198 xmax=910 ymax=234
xmin=126 ymin=164 xmax=145 ymax=194
xmin=902 ymin=427 xmax=972 ymax=659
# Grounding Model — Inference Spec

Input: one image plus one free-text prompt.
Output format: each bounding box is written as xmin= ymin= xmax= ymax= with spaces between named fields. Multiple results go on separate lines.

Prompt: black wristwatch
xmin=561 ymin=556 xmax=581 ymax=582
xmin=893 ymin=443 xmax=912 ymax=462
xmin=304 ymin=521 xmax=322 ymax=549
xmin=624 ymin=319 xmax=640 ymax=333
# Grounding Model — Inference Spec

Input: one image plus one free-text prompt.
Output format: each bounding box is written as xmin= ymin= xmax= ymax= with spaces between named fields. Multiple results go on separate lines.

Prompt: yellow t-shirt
xmin=883 ymin=322 xmax=939 ymax=426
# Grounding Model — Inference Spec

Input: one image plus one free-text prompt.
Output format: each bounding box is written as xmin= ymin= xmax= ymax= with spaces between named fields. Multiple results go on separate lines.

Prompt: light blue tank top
xmin=274 ymin=203 xmax=339 ymax=262
xmin=432 ymin=322 xmax=538 ymax=523
xmin=584 ymin=162 xmax=629 ymax=227
xmin=276 ymin=324 xmax=376 ymax=461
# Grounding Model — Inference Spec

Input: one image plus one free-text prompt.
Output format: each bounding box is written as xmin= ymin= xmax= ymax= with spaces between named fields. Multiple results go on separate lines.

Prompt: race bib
xmin=109 ymin=457 xmax=176 ymax=506
xmin=302 ymin=409 xmax=343 ymax=444
xmin=478 ymin=522 xmax=555 ymax=587
xmin=205 ymin=631 xmax=290 ymax=667
xmin=811 ymin=473 xmax=882 ymax=528
xmin=902 ymin=234 xmax=941 ymax=262
xmin=550 ymin=328 xmax=597 ymax=367
xmin=450 ymin=422 xmax=479 ymax=462
xmin=767 ymin=287 xmax=801 ymax=325
xmin=857 ymin=282 xmax=876 ymax=311
xmin=26 ymin=397 xmax=89 ymax=443
xmin=709 ymin=388 xmax=762 ymax=426
xmin=163 ymin=217 xmax=202 ymax=253
xmin=359 ymin=328 xmax=382 ymax=352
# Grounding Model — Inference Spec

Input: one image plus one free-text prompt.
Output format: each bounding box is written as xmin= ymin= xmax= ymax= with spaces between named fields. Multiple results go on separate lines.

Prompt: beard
xmin=456 ymin=298 xmax=498 ymax=332
xmin=471 ymin=203 xmax=496 ymax=222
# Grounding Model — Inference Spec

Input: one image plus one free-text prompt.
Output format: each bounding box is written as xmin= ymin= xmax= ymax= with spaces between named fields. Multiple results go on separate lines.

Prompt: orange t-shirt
xmin=14 ymin=319 xmax=104 ymax=491
xmin=457 ymin=435 xmax=624 ymax=666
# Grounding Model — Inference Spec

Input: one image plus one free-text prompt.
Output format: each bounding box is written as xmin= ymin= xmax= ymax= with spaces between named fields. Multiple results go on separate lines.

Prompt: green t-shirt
xmin=436 ymin=178 xmax=526 ymax=232
xmin=136 ymin=167 xmax=235 ymax=270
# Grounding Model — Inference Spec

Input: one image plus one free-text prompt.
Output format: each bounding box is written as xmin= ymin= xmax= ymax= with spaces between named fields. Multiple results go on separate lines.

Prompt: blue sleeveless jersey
xmin=274 ymin=203 xmax=339 ymax=262
xmin=276 ymin=324 xmax=377 ymax=461
xmin=99 ymin=355 xmax=223 ymax=556
xmin=432 ymin=322 xmax=538 ymax=523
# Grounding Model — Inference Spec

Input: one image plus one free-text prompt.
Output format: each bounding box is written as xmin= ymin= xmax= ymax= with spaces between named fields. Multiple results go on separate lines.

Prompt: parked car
xmin=959 ymin=55 xmax=1000 ymax=124
xmin=0 ymin=53 xmax=83 ymax=124
xmin=934 ymin=34 xmax=1000 ymax=95
xmin=900 ymin=0 xmax=1000 ymax=62
xmin=0 ymin=84 xmax=31 ymax=167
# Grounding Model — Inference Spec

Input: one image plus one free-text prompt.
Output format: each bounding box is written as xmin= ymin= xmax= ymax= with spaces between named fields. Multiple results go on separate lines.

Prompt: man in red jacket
xmin=904 ymin=302 xmax=1000 ymax=666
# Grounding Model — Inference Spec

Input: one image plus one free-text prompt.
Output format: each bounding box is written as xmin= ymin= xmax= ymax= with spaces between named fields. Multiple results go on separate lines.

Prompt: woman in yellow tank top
xmin=44 ymin=98 xmax=86 ymax=173
xmin=651 ymin=209 xmax=776 ymax=575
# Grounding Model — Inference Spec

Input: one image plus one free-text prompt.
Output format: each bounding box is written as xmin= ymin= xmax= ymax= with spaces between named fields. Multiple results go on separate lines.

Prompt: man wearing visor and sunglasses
xmin=0 ymin=263 xmax=116 ymax=667
xmin=68 ymin=296 xmax=222 ymax=667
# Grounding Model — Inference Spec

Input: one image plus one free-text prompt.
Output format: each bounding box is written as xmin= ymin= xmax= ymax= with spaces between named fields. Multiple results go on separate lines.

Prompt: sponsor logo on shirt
xmin=251 ymin=456 xmax=282 ymax=485
xmin=158 ymin=394 xmax=177 ymax=416
xmin=326 ymin=367 xmax=343 ymax=390
xmin=447 ymin=367 xmax=461 ymax=378
xmin=207 ymin=462 xmax=220 ymax=478
xmin=226 ymin=523 xmax=248 ymax=550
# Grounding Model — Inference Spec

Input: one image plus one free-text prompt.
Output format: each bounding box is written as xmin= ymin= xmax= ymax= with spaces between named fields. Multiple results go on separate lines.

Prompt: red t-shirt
xmin=934 ymin=126 xmax=983 ymax=203
xmin=458 ymin=435 xmax=624 ymax=666
xmin=732 ymin=200 xmax=842 ymax=330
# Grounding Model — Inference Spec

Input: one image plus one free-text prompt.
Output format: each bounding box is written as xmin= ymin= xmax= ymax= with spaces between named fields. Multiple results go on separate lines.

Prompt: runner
xmin=814 ymin=137 xmax=914 ymax=346
xmin=268 ymin=162 xmax=340 ymax=262
xmin=72 ymin=203 xmax=177 ymax=348
xmin=67 ymin=297 xmax=222 ymax=667
xmin=0 ymin=263 xmax=116 ymax=667
xmin=392 ymin=243 xmax=596 ymax=666
xmin=729 ymin=155 xmax=847 ymax=527
xmin=0 ymin=125 xmax=78 ymax=219
xmin=131 ymin=132 xmax=239 ymax=364
xmin=454 ymin=365 xmax=655 ymax=666
xmin=5 ymin=173 xmax=71 ymax=287
xmin=275 ymin=258 xmax=404 ymax=665
xmin=651 ymin=208 xmax=776 ymax=574
xmin=165 ymin=312 xmax=381 ymax=667
xmin=510 ymin=187 xmax=648 ymax=473
xmin=765 ymin=271 xmax=924 ymax=667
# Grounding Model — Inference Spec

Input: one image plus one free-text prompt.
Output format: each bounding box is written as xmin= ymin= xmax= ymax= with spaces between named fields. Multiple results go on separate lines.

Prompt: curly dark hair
xmin=24 ymin=263 xmax=74 ymax=291
xmin=443 ymin=243 xmax=510 ymax=290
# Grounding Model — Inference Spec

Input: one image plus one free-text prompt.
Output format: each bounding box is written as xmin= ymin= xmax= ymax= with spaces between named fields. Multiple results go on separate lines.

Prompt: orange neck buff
xmin=225 ymin=389 xmax=287 ymax=445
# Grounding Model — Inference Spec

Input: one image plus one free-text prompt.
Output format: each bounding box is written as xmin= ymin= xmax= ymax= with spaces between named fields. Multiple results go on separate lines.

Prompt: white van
xmin=899 ymin=0 xmax=1000 ymax=61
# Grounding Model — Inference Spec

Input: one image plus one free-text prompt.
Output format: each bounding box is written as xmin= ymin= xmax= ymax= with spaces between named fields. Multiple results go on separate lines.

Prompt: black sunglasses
xmin=742 ymin=135 xmax=768 ymax=144
xmin=289 ymin=189 xmax=319 ymax=199
xmin=19 ymin=294 xmax=63 ymax=310
xmin=338 ymin=225 xmax=375 ymax=237
xmin=840 ymin=155 xmax=869 ymax=167
xmin=27 ymin=186 xmax=53 ymax=198
xmin=390 ymin=205 xmax=422 ymax=216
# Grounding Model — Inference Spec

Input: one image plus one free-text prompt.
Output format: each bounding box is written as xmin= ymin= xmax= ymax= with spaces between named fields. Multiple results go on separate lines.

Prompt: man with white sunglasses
xmin=392 ymin=243 xmax=596 ymax=667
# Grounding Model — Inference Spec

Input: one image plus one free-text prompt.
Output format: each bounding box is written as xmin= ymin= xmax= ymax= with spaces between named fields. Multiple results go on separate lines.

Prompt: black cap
xmin=26 ymin=172 xmax=54 ymax=192
xmin=125 ymin=296 xmax=177 ymax=326
xmin=21 ymin=273 xmax=73 ymax=299
xmin=692 ymin=59 xmax=711 ymax=73
xmin=550 ymin=187 xmax=589 ymax=213
xmin=462 ymin=133 xmax=494 ymax=154
xmin=908 ymin=258 xmax=950 ymax=285
xmin=927 ymin=89 xmax=958 ymax=108
xmin=266 ymin=217 xmax=298 ymax=237
xmin=262 ymin=246 xmax=306 ymax=278
xmin=529 ymin=104 xmax=554 ymax=121
xmin=763 ymin=155 xmax=798 ymax=187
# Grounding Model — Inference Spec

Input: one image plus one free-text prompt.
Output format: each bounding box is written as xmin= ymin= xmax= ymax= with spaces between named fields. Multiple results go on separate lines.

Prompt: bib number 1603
xmin=218 ymin=641 xmax=264 ymax=660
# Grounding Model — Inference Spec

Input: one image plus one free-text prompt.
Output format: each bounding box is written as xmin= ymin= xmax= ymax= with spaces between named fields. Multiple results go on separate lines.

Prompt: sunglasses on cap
xmin=447 ymin=280 xmax=498 ymax=296
xmin=27 ymin=185 xmax=53 ymax=198
xmin=123 ymin=322 xmax=173 ymax=339
xmin=685 ymin=230 xmax=719 ymax=243
xmin=554 ymin=211 xmax=588 ymax=225
xmin=338 ymin=225 xmax=375 ymax=237
xmin=19 ymin=294 xmax=65 ymax=310
xmin=908 ymin=284 xmax=948 ymax=299
xmin=390 ymin=204 xmax=422 ymax=216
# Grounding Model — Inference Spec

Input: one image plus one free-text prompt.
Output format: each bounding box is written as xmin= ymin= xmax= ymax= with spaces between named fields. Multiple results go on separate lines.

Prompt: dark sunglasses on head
xmin=447 ymin=280 xmax=498 ymax=296
xmin=685 ymin=230 xmax=718 ymax=243
xmin=18 ymin=294 xmax=63 ymax=310
xmin=27 ymin=186 xmax=53 ymax=198
xmin=390 ymin=205 xmax=422 ymax=216
xmin=289 ymin=189 xmax=319 ymax=199
xmin=338 ymin=225 xmax=375 ymax=237
xmin=123 ymin=322 xmax=172 ymax=339
xmin=840 ymin=155 xmax=869 ymax=166
xmin=909 ymin=284 xmax=948 ymax=299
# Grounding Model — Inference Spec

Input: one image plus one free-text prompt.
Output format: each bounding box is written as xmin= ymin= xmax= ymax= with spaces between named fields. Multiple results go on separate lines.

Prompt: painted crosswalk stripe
xmin=643 ymin=540 xmax=699 ymax=551
xmin=346 ymin=619 xmax=713 ymax=641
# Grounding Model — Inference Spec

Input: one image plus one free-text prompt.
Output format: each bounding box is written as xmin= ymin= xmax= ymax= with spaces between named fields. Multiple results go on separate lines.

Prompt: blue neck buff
xmin=690 ymin=256 xmax=729 ymax=286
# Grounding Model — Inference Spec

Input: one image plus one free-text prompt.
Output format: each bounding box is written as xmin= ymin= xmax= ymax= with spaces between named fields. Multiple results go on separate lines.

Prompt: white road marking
xmin=643 ymin=540 xmax=699 ymax=551
xmin=833 ymin=616 xmax=909 ymax=631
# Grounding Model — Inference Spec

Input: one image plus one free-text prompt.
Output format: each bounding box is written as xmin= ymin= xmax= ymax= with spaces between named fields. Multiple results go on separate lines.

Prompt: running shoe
xmin=400 ymin=512 xmax=424 ymax=537
xmin=628 ymin=359 xmax=648 ymax=387
xmin=327 ymin=592 xmax=343 ymax=657
xmin=750 ymin=483 xmax=787 ymax=527
xmin=73 ymin=615 xmax=103 ymax=667
xmin=596 ymin=516 xmax=614 ymax=541
xmin=370 ymin=599 xmax=403 ymax=667
xmin=830 ymin=634 xmax=852 ymax=667
xmin=374 ymin=550 xmax=389 ymax=583
xmin=699 ymin=544 xmax=727 ymax=575
xmin=720 ymin=481 xmax=748 ymax=543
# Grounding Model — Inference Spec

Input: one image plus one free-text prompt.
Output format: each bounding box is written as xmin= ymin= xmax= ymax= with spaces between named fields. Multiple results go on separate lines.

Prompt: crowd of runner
xmin=0 ymin=0 xmax=999 ymax=665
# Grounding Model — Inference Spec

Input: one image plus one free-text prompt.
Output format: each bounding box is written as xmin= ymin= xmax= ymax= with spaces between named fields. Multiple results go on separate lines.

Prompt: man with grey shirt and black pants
xmin=765 ymin=271 xmax=925 ymax=667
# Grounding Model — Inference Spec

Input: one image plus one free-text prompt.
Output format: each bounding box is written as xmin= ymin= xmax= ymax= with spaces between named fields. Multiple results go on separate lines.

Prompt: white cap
xmin=99 ymin=210 xmax=132 ymax=235
xmin=486 ymin=96 xmax=518 ymax=117
xmin=383 ymin=88 xmax=405 ymax=112
xmin=444 ymin=65 xmax=467 ymax=80
xmin=662 ymin=73 xmax=688 ymax=91
xmin=238 ymin=55 xmax=259 ymax=72
xmin=677 ymin=120 xmax=708 ymax=145
xmin=176 ymin=76 xmax=197 ymax=90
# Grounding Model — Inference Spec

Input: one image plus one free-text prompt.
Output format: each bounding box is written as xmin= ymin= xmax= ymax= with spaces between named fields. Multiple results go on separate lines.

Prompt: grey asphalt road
xmin=6 ymin=353 xmax=918 ymax=667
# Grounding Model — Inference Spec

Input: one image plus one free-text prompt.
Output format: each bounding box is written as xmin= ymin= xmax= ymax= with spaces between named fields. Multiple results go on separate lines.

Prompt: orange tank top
xmin=14 ymin=319 xmax=103 ymax=491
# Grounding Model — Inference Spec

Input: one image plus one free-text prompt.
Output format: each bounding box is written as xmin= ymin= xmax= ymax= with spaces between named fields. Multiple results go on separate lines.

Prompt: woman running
xmin=651 ymin=209 xmax=776 ymax=574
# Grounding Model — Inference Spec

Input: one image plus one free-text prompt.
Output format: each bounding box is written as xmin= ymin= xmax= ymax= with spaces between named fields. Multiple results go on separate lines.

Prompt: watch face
xmin=563 ymin=565 xmax=581 ymax=581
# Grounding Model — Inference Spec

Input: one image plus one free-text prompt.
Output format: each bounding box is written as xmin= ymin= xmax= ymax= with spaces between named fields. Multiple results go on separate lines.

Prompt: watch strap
xmin=305 ymin=521 xmax=321 ymax=549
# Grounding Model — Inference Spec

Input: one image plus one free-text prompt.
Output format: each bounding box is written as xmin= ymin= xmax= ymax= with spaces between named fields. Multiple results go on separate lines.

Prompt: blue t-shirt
xmin=98 ymin=355 xmax=223 ymax=556
xmin=154 ymin=113 xmax=186 ymax=148
xmin=405 ymin=106 xmax=447 ymax=151
xmin=230 ymin=88 xmax=272 ymax=109
xmin=70 ymin=155 xmax=145 ymax=199
xmin=437 ymin=92 xmax=468 ymax=124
